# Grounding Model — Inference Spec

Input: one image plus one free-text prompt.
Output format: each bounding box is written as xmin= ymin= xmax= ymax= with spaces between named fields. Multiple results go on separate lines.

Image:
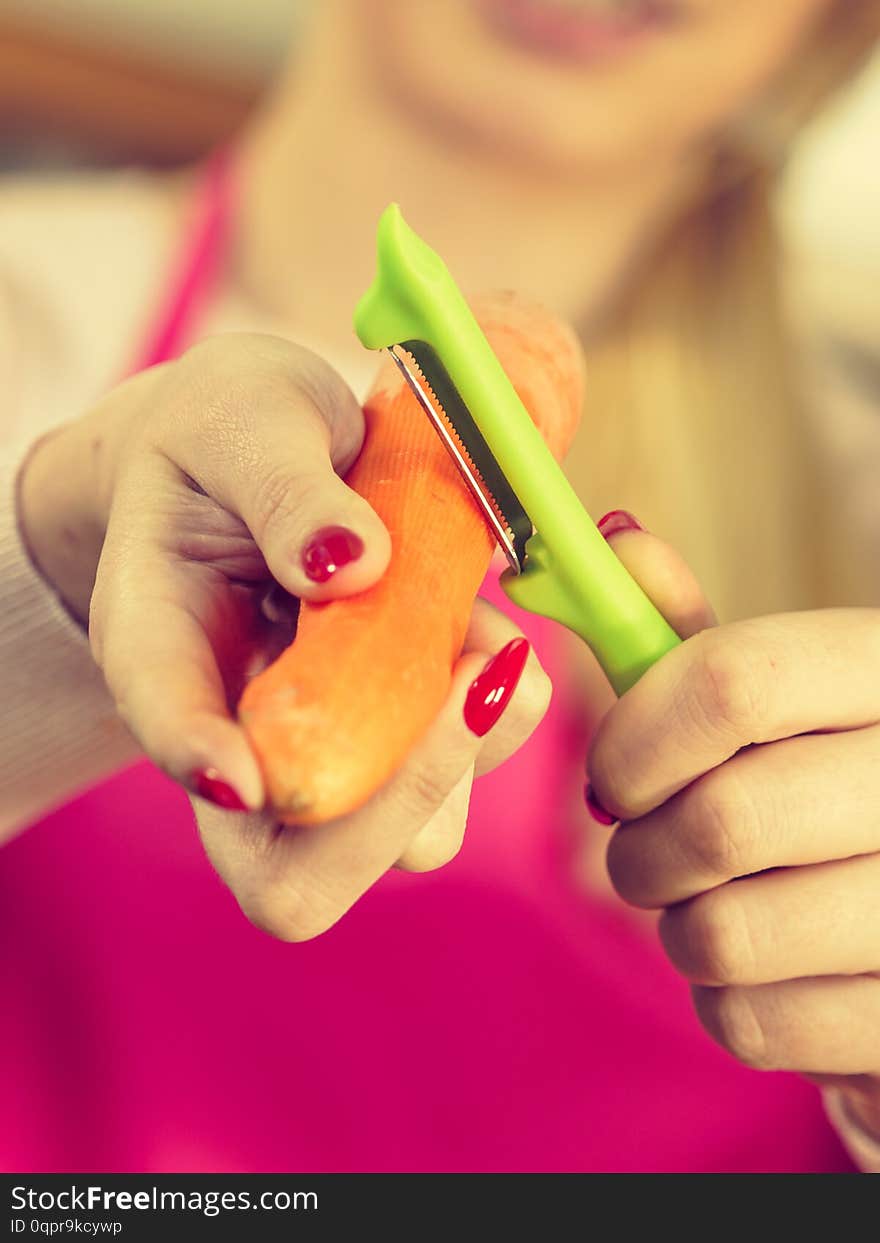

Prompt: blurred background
xmin=0 ymin=0 xmax=300 ymax=169
xmin=0 ymin=0 xmax=878 ymax=422
xmin=0 ymin=0 xmax=876 ymax=261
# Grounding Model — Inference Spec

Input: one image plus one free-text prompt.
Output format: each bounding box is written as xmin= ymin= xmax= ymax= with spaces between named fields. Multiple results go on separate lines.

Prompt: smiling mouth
xmin=477 ymin=0 xmax=684 ymax=63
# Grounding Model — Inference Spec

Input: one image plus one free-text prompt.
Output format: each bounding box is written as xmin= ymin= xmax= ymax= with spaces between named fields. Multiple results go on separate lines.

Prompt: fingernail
xmin=302 ymin=526 xmax=364 ymax=583
xmin=584 ymin=781 xmax=617 ymax=826
xmin=464 ymin=637 xmax=530 ymax=737
xmin=597 ymin=509 xmax=645 ymax=540
xmin=194 ymin=767 xmax=248 ymax=811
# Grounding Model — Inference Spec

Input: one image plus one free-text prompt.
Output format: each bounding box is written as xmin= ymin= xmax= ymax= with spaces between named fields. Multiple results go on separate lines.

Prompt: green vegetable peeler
xmin=354 ymin=203 xmax=680 ymax=696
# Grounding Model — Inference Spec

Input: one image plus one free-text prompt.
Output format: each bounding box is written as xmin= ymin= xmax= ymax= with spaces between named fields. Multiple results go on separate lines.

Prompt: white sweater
xmin=0 ymin=171 xmax=177 ymax=835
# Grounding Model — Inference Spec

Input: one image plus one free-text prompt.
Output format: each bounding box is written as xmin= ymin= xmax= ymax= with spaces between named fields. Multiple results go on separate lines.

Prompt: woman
xmin=2 ymin=0 xmax=880 ymax=1171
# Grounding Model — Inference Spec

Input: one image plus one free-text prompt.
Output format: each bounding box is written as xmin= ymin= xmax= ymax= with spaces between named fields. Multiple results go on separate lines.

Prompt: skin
xmin=17 ymin=0 xmax=880 ymax=1137
xmin=592 ymin=527 xmax=880 ymax=1137
xmin=20 ymin=336 xmax=553 ymax=900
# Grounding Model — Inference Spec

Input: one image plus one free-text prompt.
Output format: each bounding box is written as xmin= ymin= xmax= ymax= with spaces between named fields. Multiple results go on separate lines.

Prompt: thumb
xmin=169 ymin=339 xmax=391 ymax=603
xmin=596 ymin=510 xmax=717 ymax=640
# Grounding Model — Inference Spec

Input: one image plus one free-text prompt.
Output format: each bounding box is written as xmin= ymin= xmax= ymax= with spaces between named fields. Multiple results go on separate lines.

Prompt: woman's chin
xmin=361 ymin=0 xmax=688 ymax=178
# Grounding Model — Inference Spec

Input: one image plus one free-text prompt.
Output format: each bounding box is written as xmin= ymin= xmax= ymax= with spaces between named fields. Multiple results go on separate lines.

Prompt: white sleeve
xmin=0 ymin=268 xmax=138 ymax=841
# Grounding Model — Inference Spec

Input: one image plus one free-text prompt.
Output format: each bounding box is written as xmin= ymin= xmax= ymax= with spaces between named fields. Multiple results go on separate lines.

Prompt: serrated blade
xmin=388 ymin=341 xmax=533 ymax=574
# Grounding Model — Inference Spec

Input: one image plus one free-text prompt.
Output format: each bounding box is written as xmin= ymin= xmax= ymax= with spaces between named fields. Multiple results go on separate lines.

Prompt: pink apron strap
xmin=131 ymin=147 xmax=234 ymax=372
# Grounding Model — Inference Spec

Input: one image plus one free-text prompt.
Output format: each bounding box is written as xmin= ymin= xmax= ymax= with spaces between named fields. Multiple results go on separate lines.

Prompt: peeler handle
xmin=353 ymin=202 xmax=682 ymax=695
xmin=501 ymin=530 xmax=681 ymax=697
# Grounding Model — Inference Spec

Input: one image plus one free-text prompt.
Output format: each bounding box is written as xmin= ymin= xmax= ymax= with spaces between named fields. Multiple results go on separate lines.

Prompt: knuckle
xmin=663 ymin=889 xmax=756 ymax=985
xmin=399 ymin=761 xmax=455 ymax=821
xmin=173 ymin=335 xmax=303 ymax=435
xmin=693 ymin=986 xmax=772 ymax=1070
xmin=285 ymin=346 xmax=352 ymax=416
xmin=251 ymin=464 xmax=319 ymax=542
xmin=685 ymin=630 xmax=769 ymax=742
xmin=682 ymin=769 xmax=757 ymax=881
xmin=397 ymin=770 xmax=472 ymax=873
xmin=261 ymin=342 xmax=362 ymax=463
xmin=181 ymin=333 xmax=351 ymax=435
xmin=398 ymin=831 xmax=464 ymax=874
xmin=244 ymin=875 xmax=337 ymax=944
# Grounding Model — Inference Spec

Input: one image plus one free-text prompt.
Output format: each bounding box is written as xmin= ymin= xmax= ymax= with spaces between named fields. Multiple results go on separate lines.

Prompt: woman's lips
xmin=478 ymin=0 xmax=681 ymax=63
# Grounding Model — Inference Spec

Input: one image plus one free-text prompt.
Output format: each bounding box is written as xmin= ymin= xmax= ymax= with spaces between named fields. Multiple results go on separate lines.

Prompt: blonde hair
xmin=567 ymin=2 xmax=880 ymax=623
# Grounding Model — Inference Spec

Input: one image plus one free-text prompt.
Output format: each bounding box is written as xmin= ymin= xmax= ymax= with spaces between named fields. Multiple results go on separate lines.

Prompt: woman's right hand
xmin=18 ymin=334 xmax=551 ymax=937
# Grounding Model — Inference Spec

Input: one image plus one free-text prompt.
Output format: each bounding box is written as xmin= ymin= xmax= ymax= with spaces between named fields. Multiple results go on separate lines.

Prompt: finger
xmin=399 ymin=597 xmax=552 ymax=870
xmin=166 ymin=335 xmax=391 ymax=601
xmin=590 ymin=609 xmax=880 ymax=821
xmin=395 ymin=766 xmax=474 ymax=873
xmin=463 ymin=599 xmax=553 ymax=778
xmin=598 ymin=511 xmax=717 ymax=639
xmin=607 ymin=724 xmax=880 ymax=908
xmin=659 ymin=853 xmax=880 ymax=987
xmin=91 ymin=528 xmax=263 ymax=811
xmin=692 ymin=976 xmax=880 ymax=1075
xmin=202 ymin=638 xmax=534 ymax=940
xmin=810 ymin=1074 xmax=880 ymax=1143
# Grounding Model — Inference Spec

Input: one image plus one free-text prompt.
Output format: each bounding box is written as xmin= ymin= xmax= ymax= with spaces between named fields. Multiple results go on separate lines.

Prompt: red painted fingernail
xmin=584 ymin=782 xmax=617 ymax=826
xmin=464 ymin=637 xmax=530 ymax=737
xmin=597 ymin=509 xmax=645 ymax=540
xmin=302 ymin=526 xmax=364 ymax=583
xmin=194 ymin=768 xmax=248 ymax=811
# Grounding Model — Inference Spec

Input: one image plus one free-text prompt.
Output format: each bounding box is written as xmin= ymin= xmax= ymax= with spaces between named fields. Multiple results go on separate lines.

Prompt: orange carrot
xmin=238 ymin=294 xmax=585 ymax=825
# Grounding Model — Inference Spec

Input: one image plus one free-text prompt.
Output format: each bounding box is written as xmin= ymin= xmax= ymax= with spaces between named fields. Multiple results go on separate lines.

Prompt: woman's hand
xmin=589 ymin=516 xmax=880 ymax=1138
xmin=18 ymin=333 xmax=550 ymax=935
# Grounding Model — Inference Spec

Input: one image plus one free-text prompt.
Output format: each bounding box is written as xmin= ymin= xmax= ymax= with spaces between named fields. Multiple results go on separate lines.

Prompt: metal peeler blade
xmin=388 ymin=341 xmax=533 ymax=574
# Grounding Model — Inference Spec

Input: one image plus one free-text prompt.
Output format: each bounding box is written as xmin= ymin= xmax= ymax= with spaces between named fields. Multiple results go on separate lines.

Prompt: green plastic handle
xmin=354 ymin=204 xmax=680 ymax=696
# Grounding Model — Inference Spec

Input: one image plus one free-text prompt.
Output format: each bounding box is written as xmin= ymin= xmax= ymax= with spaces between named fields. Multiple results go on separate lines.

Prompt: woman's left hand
xmin=588 ymin=518 xmax=880 ymax=1137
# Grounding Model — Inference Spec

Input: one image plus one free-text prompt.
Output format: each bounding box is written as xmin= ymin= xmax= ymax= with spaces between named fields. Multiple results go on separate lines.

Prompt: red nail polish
xmin=194 ymin=768 xmax=247 ymax=811
xmin=584 ymin=782 xmax=617 ymax=826
xmin=464 ymin=637 xmax=530 ymax=737
xmin=302 ymin=526 xmax=364 ymax=583
xmin=597 ymin=509 xmax=645 ymax=540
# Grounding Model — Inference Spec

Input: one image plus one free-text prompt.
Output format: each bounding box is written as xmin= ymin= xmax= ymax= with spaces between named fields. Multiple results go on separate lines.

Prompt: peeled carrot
xmin=238 ymin=294 xmax=585 ymax=825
